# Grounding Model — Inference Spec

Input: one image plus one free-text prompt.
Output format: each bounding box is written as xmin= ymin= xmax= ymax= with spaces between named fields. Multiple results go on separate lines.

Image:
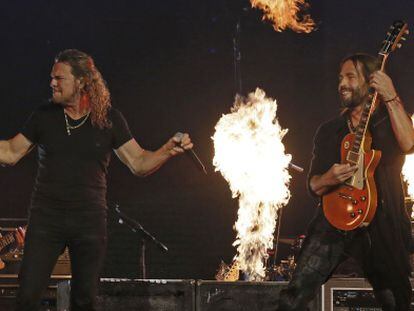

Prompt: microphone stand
xmin=233 ymin=17 xmax=243 ymax=95
xmin=233 ymin=7 xmax=249 ymax=95
xmin=110 ymin=203 xmax=168 ymax=279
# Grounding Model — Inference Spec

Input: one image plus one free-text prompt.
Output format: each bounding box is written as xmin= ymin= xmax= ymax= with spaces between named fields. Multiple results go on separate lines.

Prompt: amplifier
xmin=0 ymin=274 xmax=71 ymax=311
xmin=196 ymin=280 xmax=320 ymax=311
xmin=322 ymin=277 xmax=414 ymax=311
xmin=0 ymin=247 xmax=71 ymax=276
xmin=58 ymin=278 xmax=195 ymax=311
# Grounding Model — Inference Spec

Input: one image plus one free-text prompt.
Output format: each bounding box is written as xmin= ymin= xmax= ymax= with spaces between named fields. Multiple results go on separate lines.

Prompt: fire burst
xmin=402 ymin=115 xmax=414 ymax=204
xmin=212 ymin=88 xmax=292 ymax=281
xmin=250 ymin=0 xmax=315 ymax=33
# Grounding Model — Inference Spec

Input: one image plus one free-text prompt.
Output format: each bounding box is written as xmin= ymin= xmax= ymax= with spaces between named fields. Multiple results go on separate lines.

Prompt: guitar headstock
xmin=380 ymin=20 xmax=409 ymax=56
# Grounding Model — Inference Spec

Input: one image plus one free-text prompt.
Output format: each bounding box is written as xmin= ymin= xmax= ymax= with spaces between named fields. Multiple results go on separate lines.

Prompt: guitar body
xmin=323 ymin=132 xmax=381 ymax=231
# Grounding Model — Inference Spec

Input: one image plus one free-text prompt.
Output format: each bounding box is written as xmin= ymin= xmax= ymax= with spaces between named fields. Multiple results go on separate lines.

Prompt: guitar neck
xmin=349 ymin=54 xmax=388 ymax=157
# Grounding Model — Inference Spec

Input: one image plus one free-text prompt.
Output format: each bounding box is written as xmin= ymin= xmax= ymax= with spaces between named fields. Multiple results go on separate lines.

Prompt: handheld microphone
xmin=174 ymin=132 xmax=208 ymax=175
xmin=288 ymin=162 xmax=304 ymax=173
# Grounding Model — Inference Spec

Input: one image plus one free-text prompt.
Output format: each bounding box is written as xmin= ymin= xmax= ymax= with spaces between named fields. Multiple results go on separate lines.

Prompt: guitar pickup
xmin=346 ymin=151 xmax=359 ymax=164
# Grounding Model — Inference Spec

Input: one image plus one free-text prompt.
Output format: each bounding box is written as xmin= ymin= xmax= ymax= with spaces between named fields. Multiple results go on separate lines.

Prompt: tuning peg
xmin=397 ymin=43 xmax=402 ymax=48
xmin=390 ymin=25 xmax=395 ymax=30
xmin=401 ymin=37 xmax=407 ymax=41
xmin=405 ymin=29 xmax=410 ymax=35
xmin=387 ymin=32 xmax=391 ymax=36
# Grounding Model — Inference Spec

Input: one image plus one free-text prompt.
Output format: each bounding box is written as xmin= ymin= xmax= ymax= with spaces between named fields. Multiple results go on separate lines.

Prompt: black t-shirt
xmin=21 ymin=103 xmax=132 ymax=210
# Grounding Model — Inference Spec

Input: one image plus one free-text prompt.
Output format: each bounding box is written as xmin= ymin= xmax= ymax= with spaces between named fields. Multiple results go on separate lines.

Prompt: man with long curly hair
xmin=0 ymin=49 xmax=193 ymax=311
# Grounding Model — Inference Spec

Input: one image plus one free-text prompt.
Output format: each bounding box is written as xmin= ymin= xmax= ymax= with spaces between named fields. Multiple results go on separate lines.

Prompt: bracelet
xmin=383 ymin=94 xmax=399 ymax=103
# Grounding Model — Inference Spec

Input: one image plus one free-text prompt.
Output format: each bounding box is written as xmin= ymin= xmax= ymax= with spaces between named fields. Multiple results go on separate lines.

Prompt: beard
xmin=339 ymin=86 xmax=368 ymax=109
xmin=50 ymin=86 xmax=81 ymax=106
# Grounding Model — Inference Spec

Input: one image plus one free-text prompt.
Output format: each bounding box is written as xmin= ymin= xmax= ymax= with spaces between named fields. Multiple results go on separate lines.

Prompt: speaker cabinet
xmin=196 ymin=280 xmax=320 ymax=311
xmin=58 ymin=278 xmax=195 ymax=311
xmin=0 ymin=274 xmax=71 ymax=311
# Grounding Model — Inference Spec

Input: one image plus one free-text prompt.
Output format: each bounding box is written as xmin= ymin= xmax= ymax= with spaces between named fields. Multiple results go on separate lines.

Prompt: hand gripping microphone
xmin=174 ymin=132 xmax=208 ymax=175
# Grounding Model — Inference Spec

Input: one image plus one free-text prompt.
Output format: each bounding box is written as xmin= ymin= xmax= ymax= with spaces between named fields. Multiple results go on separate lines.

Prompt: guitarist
xmin=277 ymin=54 xmax=414 ymax=311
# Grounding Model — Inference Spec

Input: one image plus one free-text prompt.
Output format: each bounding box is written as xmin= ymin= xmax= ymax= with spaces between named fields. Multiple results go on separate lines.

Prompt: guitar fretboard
xmin=347 ymin=53 xmax=387 ymax=164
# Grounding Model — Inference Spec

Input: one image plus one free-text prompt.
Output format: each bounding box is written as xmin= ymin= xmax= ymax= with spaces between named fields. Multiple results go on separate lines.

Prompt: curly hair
xmin=55 ymin=49 xmax=112 ymax=129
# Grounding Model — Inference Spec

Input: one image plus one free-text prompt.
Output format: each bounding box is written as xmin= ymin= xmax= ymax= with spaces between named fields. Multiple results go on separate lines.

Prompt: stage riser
xmin=58 ymin=279 xmax=195 ymax=311
xmin=196 ymin=281 xmax=319 ymax=311
xmin=58 ymin=280 xmax=317 ymax=311
xmin=1 ymin=278 xmax=412 ymax=310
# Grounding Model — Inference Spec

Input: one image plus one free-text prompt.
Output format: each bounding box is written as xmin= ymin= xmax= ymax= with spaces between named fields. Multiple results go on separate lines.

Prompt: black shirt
xmin=308 ymin=105 xmax=412 ymax=279
xmin=308 ymin=106 xmax=405 ymax=187
xmin=21 ymin=103 xmax=132 ymax=210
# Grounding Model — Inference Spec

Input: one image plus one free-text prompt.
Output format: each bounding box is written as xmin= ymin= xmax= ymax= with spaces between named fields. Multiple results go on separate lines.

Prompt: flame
xmin=402 ymin=115 xmax=414 ymax=205
xmin=212 ymin=88 xmax=292 ymax=280
xmin=250 ymin=0 xmax=315 ymax=33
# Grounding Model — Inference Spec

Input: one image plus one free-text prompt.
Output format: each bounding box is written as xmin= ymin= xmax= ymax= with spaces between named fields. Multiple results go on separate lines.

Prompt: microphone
xmin=174 ymin=132 xmax=208 ymax=175
xmin=289 ymin=162 xmax=304 ymax=173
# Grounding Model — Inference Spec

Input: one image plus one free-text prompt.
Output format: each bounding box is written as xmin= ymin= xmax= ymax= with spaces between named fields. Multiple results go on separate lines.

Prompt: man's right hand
xmin=310 ymin=163 xmax=357 ymax=196
xmin=324 ymin=163 xmax=358 ymax=186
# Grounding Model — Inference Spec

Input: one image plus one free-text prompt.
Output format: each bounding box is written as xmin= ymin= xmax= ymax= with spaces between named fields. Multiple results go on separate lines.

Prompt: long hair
xmin=339 ymin=53 xmax=380 ymax=114
xmin=340 ymin=53 xmax=380 ymax=85
xmin=55 ymin=49 xmax=112 ymax=129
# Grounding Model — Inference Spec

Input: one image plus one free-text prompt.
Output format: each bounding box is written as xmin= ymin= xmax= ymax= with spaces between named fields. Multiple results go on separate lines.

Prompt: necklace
xmin=346 ymin=118 xmax=356 ymax=133
xmin=64 ymin=110 xmax=90 ymax=136
xmin=347 ymin=117 xmax=357 ymax=134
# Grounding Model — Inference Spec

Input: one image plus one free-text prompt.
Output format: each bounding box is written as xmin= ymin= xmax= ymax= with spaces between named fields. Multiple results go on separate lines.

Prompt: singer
xmin=0 ymin=49 xmax=193 ymax=311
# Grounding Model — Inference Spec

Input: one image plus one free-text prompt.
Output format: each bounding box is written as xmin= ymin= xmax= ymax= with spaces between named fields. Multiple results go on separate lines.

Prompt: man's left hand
xmin=369 ymin=71 xmax=397 ymax=102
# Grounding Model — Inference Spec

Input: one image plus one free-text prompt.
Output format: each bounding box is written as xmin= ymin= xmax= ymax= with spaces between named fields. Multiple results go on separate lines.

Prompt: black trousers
xmin=277 ymin=211 xmax=412 ymax=311
xmin=16 ymin=206 xmax=107 ymax=311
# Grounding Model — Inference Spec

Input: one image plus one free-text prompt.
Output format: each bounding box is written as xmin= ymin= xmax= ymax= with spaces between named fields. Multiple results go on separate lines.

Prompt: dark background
xmin=0 ymin=0 xmax=413 ymax=279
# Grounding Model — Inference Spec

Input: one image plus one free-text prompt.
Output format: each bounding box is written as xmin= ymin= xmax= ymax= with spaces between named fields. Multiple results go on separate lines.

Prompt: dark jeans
xmin=16 ymin=206 xmax=107 ymax=311
xmin=277 ymin=213 xmax=412 ymax=311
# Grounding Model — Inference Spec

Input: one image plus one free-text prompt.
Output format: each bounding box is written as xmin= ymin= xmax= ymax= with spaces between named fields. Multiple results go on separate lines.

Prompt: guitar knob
xmin=357 ymin=209 xmax=363 ymax=214
xmin=344 ymin=141 xmax=350 ymax=149
xmin=352 ymin=200 xmax=358 ymax=205
xmin=360 ymin=196 xmax=366 ymax=201
xmin=350 ymin=212 xmax=356 ymax=218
